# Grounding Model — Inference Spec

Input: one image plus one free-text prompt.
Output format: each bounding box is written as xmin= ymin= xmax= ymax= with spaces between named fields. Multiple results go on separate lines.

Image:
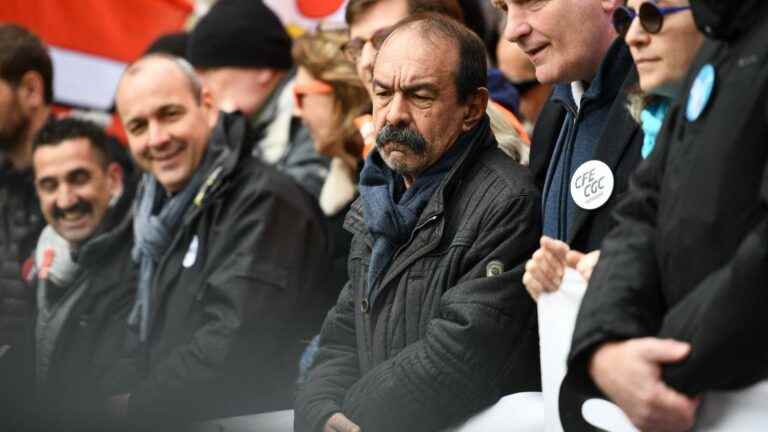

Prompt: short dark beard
xmin=0 ymin=101 xmax=30 ymax=153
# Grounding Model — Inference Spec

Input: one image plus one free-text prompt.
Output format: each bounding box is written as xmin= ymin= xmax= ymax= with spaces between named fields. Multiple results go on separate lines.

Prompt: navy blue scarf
xmin=359 ymin=118 xmax=488 ymax=296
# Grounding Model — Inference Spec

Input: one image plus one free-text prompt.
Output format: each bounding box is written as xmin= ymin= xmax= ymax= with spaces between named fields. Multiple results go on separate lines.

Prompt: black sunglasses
xmin=612 ymin=2 xmax=691 ymax=37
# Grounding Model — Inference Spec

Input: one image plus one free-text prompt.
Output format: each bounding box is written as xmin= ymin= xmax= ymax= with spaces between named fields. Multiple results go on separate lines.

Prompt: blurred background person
xmin=0 ymin=22 xmax=51 ymax=427
xmin=292 ymin=28 xmax=370 ymax=314
xmin=187 ymin=0 xmax=329 ymax=199
xmin=343 ymin=0 xmax=530 ymax=160
xmin=496 ymin=40 xmax=552 ymax=131
xmin=291 ymin=28 xmax=372 ymax=382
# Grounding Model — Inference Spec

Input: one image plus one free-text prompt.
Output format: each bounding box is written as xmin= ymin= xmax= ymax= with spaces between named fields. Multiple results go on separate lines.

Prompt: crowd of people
xmin=0 ymin=0 xmax=765 ymax=431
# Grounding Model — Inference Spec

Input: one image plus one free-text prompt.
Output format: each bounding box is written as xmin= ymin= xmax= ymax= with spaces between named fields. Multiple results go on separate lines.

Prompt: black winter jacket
xmin=124 ymin=112 xmax=331 ymax=423
xmin=0 ymin=156 xmax=45 ymax=426
xmin=295 ymin=120 xmax=542 ymax=432
xmin=31 ymin=183 xmax=137 ymax=430
xmin=563 ymin=3 xmax=768 ymax=427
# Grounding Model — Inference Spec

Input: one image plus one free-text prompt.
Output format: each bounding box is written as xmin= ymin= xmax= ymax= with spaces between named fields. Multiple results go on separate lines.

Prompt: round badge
xmin=183 ymin=236 xmax=199 ymax=268
xmin=686 ymin=64 xmax=716 ymax=122
xmin=570 ymin=160 xmax=614 ymax=210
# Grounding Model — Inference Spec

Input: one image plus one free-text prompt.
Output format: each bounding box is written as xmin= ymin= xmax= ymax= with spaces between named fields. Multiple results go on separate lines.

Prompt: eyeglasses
xmin=612 ymin=2 xmax=691 ymax=37
xmin=292 ymin=80 xmax=334 ymax=110
xmin=341 ymin=26 xmax=393 ymax=63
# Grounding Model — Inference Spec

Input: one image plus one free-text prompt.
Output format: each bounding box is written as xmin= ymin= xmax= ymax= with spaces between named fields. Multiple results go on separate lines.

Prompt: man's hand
xmin=589 ymin=338 xmax=700 ymax=432
xmin=566 ymin=249 xmax=601 ymax=282
xmin=324 ymin=413 xmax=361 ymax=432
xmin=523 ymin=236 xmax=569 ymax=300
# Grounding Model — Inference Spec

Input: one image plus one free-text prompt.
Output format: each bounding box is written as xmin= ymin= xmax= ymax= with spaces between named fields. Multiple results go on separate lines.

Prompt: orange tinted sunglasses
xmin=293 ymin=80 xmax=334 ymax=109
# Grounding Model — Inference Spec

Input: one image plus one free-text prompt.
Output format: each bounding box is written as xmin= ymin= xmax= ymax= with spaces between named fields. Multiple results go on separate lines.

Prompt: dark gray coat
xmin=296 ymin=121 xmax=542 ymax=432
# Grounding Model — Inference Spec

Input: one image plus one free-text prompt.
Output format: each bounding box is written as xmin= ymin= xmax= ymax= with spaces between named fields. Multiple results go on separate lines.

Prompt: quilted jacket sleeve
xmin=294 ymin=280 xmax=360 ymax=432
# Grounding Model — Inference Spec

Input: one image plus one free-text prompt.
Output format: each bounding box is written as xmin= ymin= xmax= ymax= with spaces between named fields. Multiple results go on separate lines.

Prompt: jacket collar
xmin=551 ymin=39 xmax=634 ymax=115
xmin=182 ymin=111 xmax=253 ymax=220
xmin=75 ymin=175 xmax=137 ymax=270
xmin=250 ymin=69 xmax=295 ymax=131
xmin=345 ymin=115 xmax=495 ymax=240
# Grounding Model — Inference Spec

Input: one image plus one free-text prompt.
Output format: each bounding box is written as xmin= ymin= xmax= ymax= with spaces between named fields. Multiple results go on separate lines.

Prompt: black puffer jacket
xmin=123 ymin=112 xmax=331 ymax=423
xmin=562 ymin=2 xmax=768 ymax=428
xmin=295 ymin=119 xmax=541 ymax=432
xmin=0 ymin=157 xmax=45 ymax=426
xmin=0 ymin=159 xmax=44 ymax=345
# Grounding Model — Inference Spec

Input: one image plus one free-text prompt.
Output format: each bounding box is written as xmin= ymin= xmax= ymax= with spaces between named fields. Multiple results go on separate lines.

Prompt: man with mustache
xmin=28 ymin=117 xmax=136 ymax=428
xmin=295 ymin=14 xmax=541 ymax=432
xmin=111 ymin=54 xmax=330 ymax=426
xmin=0 ymin=23 xmax=52 ymax=427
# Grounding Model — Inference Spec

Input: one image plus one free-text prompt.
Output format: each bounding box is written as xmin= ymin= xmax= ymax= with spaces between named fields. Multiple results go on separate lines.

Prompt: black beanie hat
xmin=145 ymin=32 xmax=189 ymax=58
xmin=187 ymin=0 xmax=293 ymax=70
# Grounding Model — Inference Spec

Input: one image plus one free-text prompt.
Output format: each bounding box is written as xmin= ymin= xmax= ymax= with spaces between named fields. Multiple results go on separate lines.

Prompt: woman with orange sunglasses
xmin=292 ymin=30 xmax=371 ymax=375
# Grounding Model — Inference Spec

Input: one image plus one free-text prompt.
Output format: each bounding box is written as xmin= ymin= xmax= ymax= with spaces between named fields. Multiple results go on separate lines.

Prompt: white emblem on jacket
xmin=183 ymin=236 xmax=199 ymax=268
xmin=570 ymin=160 xmax=614 ymax=210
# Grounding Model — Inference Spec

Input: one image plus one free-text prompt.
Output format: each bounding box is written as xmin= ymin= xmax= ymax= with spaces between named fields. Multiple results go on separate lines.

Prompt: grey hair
xmin=121 ymin=53 xmax=203 ymax=104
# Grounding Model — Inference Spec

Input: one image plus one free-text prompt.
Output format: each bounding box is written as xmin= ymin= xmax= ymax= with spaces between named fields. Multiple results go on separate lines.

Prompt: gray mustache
xmin=376 ymin=124 xmax=428 ymax=155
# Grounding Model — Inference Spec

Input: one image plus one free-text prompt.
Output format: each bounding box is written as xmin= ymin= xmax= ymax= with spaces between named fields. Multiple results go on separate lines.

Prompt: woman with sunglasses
xmin=614 ymin=0 xmax=703 ymax=158
xmin=291 ymin=29 xmax=371 ymax=380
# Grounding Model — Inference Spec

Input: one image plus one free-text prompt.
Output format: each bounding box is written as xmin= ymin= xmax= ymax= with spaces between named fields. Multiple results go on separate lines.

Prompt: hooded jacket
xmin=122 ymin=112 xmax=331 ymax=423
xmin=562 ymin=2 xmax=768 ymax=428
xmin=295 ymin=117 xmax=541 ymax=432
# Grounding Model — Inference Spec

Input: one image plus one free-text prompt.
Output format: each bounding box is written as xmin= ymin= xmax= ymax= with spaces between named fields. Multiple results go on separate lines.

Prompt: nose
xmin=503 ymin=6 xmax=532 ymax=43
xmin=624 ymin=17 xmax=650 ymax=48
xmin=358 ymin=42 xmax=377 ymax=84
xmin=384 ymin=93 xmax=411 ymax=128
xmin=55 ymin=183 xmax=77 ymax=210
xmin=147 ymin=121 xmax=170 ymax=149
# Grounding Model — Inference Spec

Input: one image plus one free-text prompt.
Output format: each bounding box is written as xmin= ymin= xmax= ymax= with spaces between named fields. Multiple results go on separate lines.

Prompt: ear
xmin=200 ymin=85 xmax=220 ymax=128
xmin=254 ymin=68 xmax=277 ymax=85
xmin=105 ymin=162 xmax=124 ymax=203
xmin=461 ymin=87 xmax=489 ymax=132
xmin=601 ymin=0 xmax=623 ymax=14
xmin=17 ymin=70 xmax=46 ymax=112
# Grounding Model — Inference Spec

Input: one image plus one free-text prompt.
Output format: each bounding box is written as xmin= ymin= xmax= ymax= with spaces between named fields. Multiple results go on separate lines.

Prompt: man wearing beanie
xmin=188 ymin=0 xmax=329 ymax=198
